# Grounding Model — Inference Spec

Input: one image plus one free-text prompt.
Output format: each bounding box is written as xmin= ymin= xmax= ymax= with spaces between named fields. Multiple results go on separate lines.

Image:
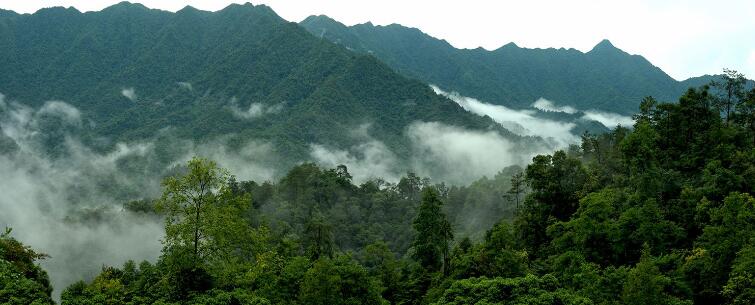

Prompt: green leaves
xmin=412 ymin=188 xmax=454 ymax=273
xmin=0 ymin=229 xmax=54 ymax=305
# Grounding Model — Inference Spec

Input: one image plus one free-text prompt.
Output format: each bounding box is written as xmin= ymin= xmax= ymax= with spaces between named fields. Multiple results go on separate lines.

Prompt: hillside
xmin=300 ymin=15 xmax=730 ymax=114
xmin=0 ymin=2 xmax=521 ymax=163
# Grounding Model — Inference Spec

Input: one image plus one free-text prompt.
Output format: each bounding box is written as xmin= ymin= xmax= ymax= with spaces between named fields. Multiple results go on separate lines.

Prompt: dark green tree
xmin=411 ymin=188 xmax=454 ymax=274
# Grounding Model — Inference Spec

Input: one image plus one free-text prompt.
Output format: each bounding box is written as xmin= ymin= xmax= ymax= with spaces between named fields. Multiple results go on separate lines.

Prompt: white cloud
xmin=310 ymin=140 xmax=399 ymax=183
xmin=38 ymin=101 xmax=82 ymax=124
xmin=407 ymin=121 xmax=534 ymax=184
xmin=582 ymin=110 xmax=634 ymax=128
xmin=0 ymin=99 xmax=165 ymax=299
xmin=228 ymin=98 xmax=285 ymax=120
xmin=177 ymin=81 xmax=193 ymax=91
xmin=0 ymin=97 xmax=284 ymax=299
xmin=532 ymin=98 xmax=577 ymax=114
xmin=121 ymin=87 xmax=137 ymax=101
xmin=173 ymin=139 xmax=280 ymax=182
xmin=432 ymin=85 xmax=579 ymax=148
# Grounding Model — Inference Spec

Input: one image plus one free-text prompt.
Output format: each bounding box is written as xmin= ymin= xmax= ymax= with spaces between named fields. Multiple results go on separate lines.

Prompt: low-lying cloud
xmin=432 ymin=85 xmax=579 ymax=148
xmin=310 ymin=140 xmax=400 ymax=183
xmin=582 ymin=110 xmax=634 ymax=128
xmin=177 ymin=81 xmax=193 ymax=91
xmin=121 ymin=87 xmax=137 ymax=102
xmin=431 ymin=85 xmax=636 ymax=147
xmin=0 ymin=94 xmax=283 ymax=299
xmin=228 ymin=98 xmax=285 ymax=120
xmin=0 ymin=98 xmax=163 ymax=299
xmin=407 ymin=121 xmax=531 ymax=184
xmin=532 ymin=98 xmax=578 ymax=114
xmin=308 ymin=121 xmax=546 ymax=185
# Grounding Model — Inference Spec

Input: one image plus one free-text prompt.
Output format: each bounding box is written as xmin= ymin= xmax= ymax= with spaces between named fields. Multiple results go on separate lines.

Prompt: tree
xmin=622 ymin=247 xmax=692 ymax=305
xmin=734 ymin=88 xmax=755 ymax=144
xmin=156 ymin=157 xmax=255 ymax=297
xmin=304 ymin=213 xmax=336 ymax=260
xmin=712 ymin=69 xmax=747 ymax=123
xmin=684 ymin=192 xmax=755 ymax=304
xmin=432 ymin=274 xmax=590 ymax=305
xmin=0 ymin=228 xmax=54 ymax=305
xmin=299 ymin=255 xmax=387 ymax=305
xmin=507 ymin=171 xmax=525 ymax=210
xmin=411 ymin=188 xmax=454 ymax=274
xmin=723 ymin=242 xmax=755 ymax=305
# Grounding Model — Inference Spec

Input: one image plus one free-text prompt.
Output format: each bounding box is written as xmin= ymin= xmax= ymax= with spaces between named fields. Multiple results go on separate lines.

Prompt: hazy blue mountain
xmin=300 ymin=15 xmax=739 ymax=114
xmin=0 ymin=2 xmax=526 ymax=162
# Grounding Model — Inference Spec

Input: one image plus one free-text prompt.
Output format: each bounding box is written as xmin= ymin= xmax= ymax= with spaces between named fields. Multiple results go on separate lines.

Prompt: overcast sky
xmin=1 ymin=0 xmax=753 ymax=80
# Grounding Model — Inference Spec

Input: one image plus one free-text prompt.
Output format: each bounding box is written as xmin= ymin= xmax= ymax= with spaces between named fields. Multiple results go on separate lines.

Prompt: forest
xmin=2 ymin=71 xmax=753 ymax=305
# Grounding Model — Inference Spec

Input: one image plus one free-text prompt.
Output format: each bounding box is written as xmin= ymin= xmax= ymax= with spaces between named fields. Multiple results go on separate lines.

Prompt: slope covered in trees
xmin=301 ymin=15 xmax=751 ymax=114
xmin=0 ymin=2 xmax=520 ymax=162
xmin=3 ymin=76 xmax=749 ymax=304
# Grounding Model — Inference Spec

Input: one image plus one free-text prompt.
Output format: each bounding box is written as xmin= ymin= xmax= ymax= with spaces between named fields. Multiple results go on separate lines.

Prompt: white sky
xmin=1 ymin=0 xmax=753 ymax=80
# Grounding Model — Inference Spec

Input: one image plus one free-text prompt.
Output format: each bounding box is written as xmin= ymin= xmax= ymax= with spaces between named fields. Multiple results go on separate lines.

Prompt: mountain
xmin=300 ymin=15 xmax=727 ymax=114
xmin=0 ymin=2 xmax=521 ymax=163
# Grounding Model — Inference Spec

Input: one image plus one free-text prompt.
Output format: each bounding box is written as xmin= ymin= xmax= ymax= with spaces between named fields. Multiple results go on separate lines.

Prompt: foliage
xmin=0 ymin=228 xmax=54 ymax=305
xmin=10 ymin=70 xmax=755 ymax=305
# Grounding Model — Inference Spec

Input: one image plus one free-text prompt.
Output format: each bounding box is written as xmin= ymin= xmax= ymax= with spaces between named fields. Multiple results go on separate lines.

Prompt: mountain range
xmin=0 ymin=2 xmax=523 ymax=164
xmin=0 ymin=1 xmax=744 ymax=170
xmin=300 ymin=15 xmax=725 ymax=114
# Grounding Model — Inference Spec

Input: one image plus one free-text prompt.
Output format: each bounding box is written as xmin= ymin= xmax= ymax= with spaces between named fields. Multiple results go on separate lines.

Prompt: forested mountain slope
xmin=301 ymin=15 xmax=745 ymax=114
xmin=0 ymin=2 xmax=519 ymax=161
xmin=5 ymin=81 xmax=755 ymax=305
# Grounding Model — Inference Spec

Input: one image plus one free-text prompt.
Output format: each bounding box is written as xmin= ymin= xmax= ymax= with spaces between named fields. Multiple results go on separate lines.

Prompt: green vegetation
xmin=0 ymin=2 xmax=516 ymax=162
xmin=2 ymin=76 xmax=744 ymax=304
xmin=0 ymin=228 xmax=54 ymax=305
xmin=2 ymin=4 xmax=754 ymax=304
xmin=301 ymin=15 xmax=753 ymax=114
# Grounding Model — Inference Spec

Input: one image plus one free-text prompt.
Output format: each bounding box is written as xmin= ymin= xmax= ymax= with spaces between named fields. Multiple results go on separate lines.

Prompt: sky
xmin=0 ymin=0 xmax=753 ymax=80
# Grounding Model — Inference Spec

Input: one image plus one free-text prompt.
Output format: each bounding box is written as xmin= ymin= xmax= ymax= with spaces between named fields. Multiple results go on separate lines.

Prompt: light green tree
xmin=156 ymin=157 xmax=256 ymax=273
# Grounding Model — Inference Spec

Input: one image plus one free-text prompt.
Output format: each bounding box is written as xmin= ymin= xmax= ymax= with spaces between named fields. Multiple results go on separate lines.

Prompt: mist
xmin=431 ymin=85 xmax=635 ymax=146
xmin=121 ymin=87 xmax=137 ymax=102
xmin=582 ymin=110 xmax=635 ymax=128
xmin=308 ymin=121 xmax=549 ymax=185
xmin=0 ymin=85 xmax=628 ymax=298
xmin=0 ymin=94 xmax=282 ymax=299
xmin=532 ymin=98 xmax=578 ymax=114
xmin=228 ymin=97 xmax=286 ymax=120
xmin=431 ymin=85 xmax=580 ymax=148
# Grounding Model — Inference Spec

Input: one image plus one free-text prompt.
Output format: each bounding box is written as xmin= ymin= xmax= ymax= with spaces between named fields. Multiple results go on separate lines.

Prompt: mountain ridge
xmin=300 ymin=15 xmax=738 ymax=114
xmin=0 ymin=1 xmax=532 ymax=166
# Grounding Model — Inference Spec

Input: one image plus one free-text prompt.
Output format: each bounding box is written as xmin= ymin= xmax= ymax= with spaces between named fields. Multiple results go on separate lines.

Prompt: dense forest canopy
xmin=2 ymin=71 xmax=754 ymax=305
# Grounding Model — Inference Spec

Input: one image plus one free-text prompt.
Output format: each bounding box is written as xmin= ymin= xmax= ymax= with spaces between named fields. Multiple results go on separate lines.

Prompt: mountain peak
xmin=301 ymin=14 xmax=345 ymax=27
xmin=0 ymin=8 xmax=19 ymax=17
xmin=104 ymin=1 xmax=148 ymax=11
xmin=177 ymin=5 xmax=200 ymax=13
xmin=99 ymin=1 xmax=152 ymax=15
xmin=496 ymin=42 xmax=519 ymax=51
xmin=589 ymin=39 xmax=618 ymax=52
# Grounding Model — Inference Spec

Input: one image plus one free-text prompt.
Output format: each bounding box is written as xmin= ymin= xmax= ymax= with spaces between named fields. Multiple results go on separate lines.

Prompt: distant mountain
xmin=0 ymin=2 xmax=522 ymax=162
xmin=300 ymin=15 xmax=733 ymax=114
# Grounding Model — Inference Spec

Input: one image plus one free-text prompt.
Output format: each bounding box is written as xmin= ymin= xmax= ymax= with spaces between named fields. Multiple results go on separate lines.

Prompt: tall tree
xmin=411 ymin=188 xmax=454 ymax=274
xmin=304 ymin=213 xmax=336 ymax=260
xmin=712 ymin=69 xmax=747 ymax=123
xmin=507 ymin=171 xmax=525 ymax=210
xmin=156 ymin=157 xmax=252 ymax=268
